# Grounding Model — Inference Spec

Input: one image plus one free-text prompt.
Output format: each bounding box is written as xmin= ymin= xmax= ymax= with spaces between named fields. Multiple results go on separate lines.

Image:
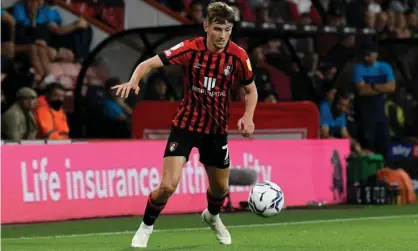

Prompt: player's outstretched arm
xmin=112 ymin=55 xmax=164 ymax=98
xmin=242 ymin=82 xmax=257 ymax=118
xmin=238 ymin=82 xmax=258 ymax=137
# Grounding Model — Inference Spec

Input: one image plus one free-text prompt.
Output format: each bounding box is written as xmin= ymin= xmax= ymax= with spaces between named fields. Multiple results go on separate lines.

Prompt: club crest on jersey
xmin=223 ymin=63 xmax=233 ymax=76
xmin=169 ymin=142 xmax=178 ymax=152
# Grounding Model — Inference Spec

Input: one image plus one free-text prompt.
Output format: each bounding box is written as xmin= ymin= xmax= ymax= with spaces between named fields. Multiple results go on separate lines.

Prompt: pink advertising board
xmin=1 ymin=140 xmax=349 ymax=224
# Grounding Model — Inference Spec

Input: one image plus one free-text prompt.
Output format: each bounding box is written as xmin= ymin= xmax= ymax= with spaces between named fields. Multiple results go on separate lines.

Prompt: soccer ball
xmin=248 ymin=181 xmax=285 ymax=217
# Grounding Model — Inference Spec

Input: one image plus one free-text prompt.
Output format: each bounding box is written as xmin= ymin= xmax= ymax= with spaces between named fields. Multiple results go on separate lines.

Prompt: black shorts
xmin=163 ymin=127 xmax=230 ymax=169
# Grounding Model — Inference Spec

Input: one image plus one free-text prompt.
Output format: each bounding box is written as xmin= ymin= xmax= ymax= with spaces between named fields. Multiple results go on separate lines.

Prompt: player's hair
xmin=206 ymin=1 xmax=235 ymax=24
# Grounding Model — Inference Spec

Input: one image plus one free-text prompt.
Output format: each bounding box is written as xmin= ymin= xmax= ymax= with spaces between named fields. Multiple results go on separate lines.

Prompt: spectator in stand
xmin=34 ymin=82 xmax=69 ymax=139
xmin=406 ymin=10 xmax=418 ymax=37
xmin=251 ymin=46 xmax=291 ymax=100
xmin=257 ymin=78 xmax=281 ymax=103
xmin=360 ymin=11 xmax=379 ymax=48
xmin=44 ymin=0 xmax=91 ymax=61
xmin=320 ymin=92 xmax=363 ymax=153
xmin=388 ymin=0 xmax=416 ymax=13
xmin=186 ymin=1 xmax=204 ymax=23
xmin=1 ymin=9 xmax=15 ymax=72
xmin=286 ymin=0 xmax=321 ymax=24
xmin=291 ymin=52 xmax=322 ymax=103
xmin=251 ymin=47 xmax=280 ymax=102
xmin=225 ymin=0 xmax=241 ymax=22
xmin=364 ymin=11 xmax=376 ymax=28
xmin=1 ymin=87 xmax=38 ymax=140
xmin=367 ymin=0 xmax=382 ymax=13
xmin=289 ymin=13 xmax=314 ymax=57
xmin=322 ymin=80 xmax=337 ymax=105
xmin=326 ymin=6 xmax=344 ymax=26
xmin=102 ymin=77 xmax=131 ymax=138
xmin=375 ymin=11 xmax=390 ymax=39
xmin=12 ymin=0 xmax=57 ymax=83
xmin=104 ymin=77 xmax=133 ymax=116
xmin=242 ymin=0 xmax=278 ymax=23
xmin=385 ymin=9 xmax=397 ymax=34
xmin=316 ymin=6 xmax=344 ymax=56
xmin=1 ymin=52 xmax=35 ymax=112
xmin=353 ymin=43 xmax=396 ymax=156
xmin=263 ymin=39 xmax=293 ymax=75
xmin=326 ymin=36 xmax=357 ymax=71
xmin=320 ymin=92 xmax=349 ymax=139
xmin=390 ymin=12 xmax=411 ymax=38
xmin=346 ymin=0 xmax=373 ymax=28
xmin=249 ymin=0 xmax=274 ymax=27
xmin=143 ymin=74 xmax=175 ymax=101
xmin=12 ymin=0 xmax=84 ymax=83
xmin=317 ymin=63 xmax=337 ymax=100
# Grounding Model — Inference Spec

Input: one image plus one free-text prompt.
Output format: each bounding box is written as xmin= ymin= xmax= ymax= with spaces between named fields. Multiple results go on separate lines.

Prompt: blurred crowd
xmin=1 ymin=0 xmax=417 ymax=150
xmin=1 ymin=0 xmax=92 ymax=140
xmin=156 ymin=0 xmax=417 ymax=101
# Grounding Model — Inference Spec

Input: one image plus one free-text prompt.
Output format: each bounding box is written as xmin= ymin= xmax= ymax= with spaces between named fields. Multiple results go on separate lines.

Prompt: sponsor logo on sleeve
xmin=246 ymin=59 xmax=252 ymax=72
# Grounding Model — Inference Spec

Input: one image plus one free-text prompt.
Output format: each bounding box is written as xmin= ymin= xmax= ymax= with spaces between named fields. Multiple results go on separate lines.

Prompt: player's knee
xmin=210 ymin=185 xmax=229 ymax=198
xmin=219 ymin=186 xmax=229 ymax=197
xmin=158 ymin=183 xmax=177 ymax=197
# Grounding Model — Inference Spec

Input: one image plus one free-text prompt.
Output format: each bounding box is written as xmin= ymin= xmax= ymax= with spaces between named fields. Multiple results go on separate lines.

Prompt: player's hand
xmin=237 ymin=114 xmax=255 ymax=138
xmin=111 ymin=82 xmax=140 ymax=98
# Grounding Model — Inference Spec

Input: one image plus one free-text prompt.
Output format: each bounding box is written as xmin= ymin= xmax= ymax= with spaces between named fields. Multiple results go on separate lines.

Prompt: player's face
xmin=204 ymin=22 xmax=233 ymax=50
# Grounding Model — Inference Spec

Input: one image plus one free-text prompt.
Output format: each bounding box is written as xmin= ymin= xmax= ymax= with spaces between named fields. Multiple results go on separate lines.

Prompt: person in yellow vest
xmin=384 ymin=98 xmax=405 ymax=139
xmin=34 ymin=82 xmax=69 ymax=139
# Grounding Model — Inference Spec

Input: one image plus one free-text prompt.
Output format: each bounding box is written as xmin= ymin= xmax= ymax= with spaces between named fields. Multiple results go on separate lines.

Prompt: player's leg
xmin=131 ymin=129 xmax=194 ymax=248
xmin=198 ymin=135 xmax=232 ymax=245
xmin=205 ymin=165 xmax=230 ymax=216
xmin=142 ymin=156 xmax=186 ymax=226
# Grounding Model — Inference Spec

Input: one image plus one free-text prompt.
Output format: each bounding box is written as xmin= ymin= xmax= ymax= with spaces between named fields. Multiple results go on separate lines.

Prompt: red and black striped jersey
xmin=158 ymin=37 xmax=254 ymax=135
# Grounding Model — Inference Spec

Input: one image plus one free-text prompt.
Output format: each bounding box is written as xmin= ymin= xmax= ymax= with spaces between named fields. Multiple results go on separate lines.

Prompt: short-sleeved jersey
xmin=158 ymin=37 xmax=254 ymax=135
xmin=12 ymin=2 xmax=54 ymax=26
xmin=12 ymin=3 xmax=57 ymax=44
xmin=319 ymin=101 xmax=346 ymax=138
xmin=352 ymin=61 xmax=395 ymax=120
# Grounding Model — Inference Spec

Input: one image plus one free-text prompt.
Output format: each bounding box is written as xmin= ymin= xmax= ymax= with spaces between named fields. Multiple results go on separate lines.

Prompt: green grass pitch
xmin=2 ymin=204 xmax=418 ymax=251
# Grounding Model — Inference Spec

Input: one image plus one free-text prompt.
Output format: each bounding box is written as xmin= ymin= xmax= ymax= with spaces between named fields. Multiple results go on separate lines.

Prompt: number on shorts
xmin=222 ymin=144 xmax=229 ymax=160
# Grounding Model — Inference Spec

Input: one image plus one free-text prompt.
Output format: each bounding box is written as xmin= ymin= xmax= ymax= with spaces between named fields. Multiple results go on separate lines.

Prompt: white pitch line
xmin=2 ymin=214 xmax=417 ymax=241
